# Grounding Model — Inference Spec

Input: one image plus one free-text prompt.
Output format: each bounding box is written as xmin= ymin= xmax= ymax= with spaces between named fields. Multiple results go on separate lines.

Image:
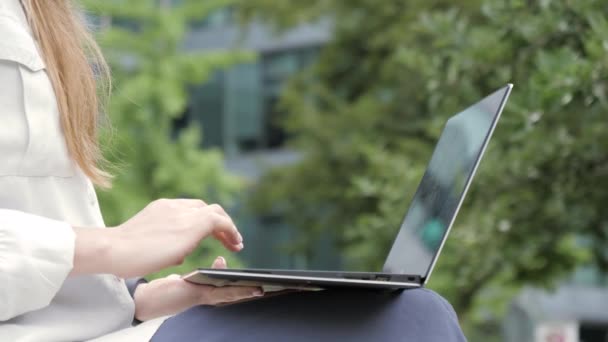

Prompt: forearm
xmin=70 ymin=226 xmax=163 ymax=279
xmin=70 ymin=199 xmax=246 ymax=279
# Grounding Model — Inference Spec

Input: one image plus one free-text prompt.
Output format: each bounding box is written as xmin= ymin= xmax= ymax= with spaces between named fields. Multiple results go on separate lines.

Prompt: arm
xmin=72 ymin=200 xmax=261 ymax=321
xmin=69 ymin=200 xmax=243 ymax=279
xmin=1 ymin=200 xmax=249 ymax=321
xmin=72 ymin=226 xmax=261 ymax=323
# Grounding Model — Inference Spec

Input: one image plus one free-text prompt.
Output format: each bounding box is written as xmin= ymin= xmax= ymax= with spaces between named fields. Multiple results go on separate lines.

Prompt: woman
xmin=0 ymin=1 xmax=466 ymax=341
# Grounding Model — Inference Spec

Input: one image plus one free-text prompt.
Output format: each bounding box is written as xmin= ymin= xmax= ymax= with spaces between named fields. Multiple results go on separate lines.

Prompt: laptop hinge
xmin=381 ymin=274 xmax=423 ymax=284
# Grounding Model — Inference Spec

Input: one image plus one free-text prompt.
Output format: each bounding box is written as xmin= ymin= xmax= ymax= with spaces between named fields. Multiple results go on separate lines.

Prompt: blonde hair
xmin=21 ymin=0 xmax=112 ymax=187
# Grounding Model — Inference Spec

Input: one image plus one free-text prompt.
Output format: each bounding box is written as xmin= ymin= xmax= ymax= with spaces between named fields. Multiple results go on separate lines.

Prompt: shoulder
xmin=0 ymin=3 xmax=45 ymax=71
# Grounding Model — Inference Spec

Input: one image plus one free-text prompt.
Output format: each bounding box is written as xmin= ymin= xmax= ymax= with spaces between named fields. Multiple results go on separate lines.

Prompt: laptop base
xmin=183 ymin=268 xmax=422 ymax=291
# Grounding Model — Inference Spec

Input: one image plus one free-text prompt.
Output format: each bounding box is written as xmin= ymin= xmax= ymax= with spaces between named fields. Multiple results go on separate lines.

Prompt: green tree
xmin=83 ymin=0 xmax=252 ymax=276
xmin=240 ymin=0 xmax=607 ymax=334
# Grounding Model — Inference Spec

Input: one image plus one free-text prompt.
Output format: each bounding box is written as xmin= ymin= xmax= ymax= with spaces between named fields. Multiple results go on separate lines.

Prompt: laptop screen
xmin=382 ymin=85 xmax=511 ymax=280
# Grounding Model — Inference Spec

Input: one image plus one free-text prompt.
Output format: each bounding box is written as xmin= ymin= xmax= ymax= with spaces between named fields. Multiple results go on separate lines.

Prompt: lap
xmin=151 ymin=288 xmax=466 ymax=342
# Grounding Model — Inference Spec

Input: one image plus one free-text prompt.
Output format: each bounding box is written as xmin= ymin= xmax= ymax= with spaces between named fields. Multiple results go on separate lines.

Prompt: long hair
xmin=21 ymin=0 xmax=112 ymax=187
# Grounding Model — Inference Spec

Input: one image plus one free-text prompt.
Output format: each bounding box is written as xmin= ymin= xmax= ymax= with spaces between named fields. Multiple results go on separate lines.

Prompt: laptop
xmin=184 ymin=84 xmax=513 ymax=292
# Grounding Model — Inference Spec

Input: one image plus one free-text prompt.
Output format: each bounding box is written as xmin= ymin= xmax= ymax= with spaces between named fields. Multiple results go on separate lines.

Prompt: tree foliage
xmin=83 ymin=0 xmax=252 ymax=275
xmin=241 ymin=0 xmax=608 ymax=328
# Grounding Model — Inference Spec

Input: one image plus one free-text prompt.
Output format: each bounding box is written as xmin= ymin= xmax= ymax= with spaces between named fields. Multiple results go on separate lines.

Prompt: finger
xmin=203 ymin=286 xmax=264 ymax=305
xmin=166 ymin=274 xmax=181 ymax=280
xmin=214 ymin=231 xmax=244 ymax=252
xmin=190 ymin=211 xmax=243 ymax=251
xmin=199 ymin=211 xmax=243 ymax=246
xmin=204 ymin=205 xmax=243 ymax=244
xmin=211 ymin=256 xmax=227 ymax=269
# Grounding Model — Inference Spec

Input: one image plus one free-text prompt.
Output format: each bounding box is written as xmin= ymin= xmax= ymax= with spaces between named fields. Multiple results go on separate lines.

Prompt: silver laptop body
xmin=184 ymin=84 xmax=513 ymax=291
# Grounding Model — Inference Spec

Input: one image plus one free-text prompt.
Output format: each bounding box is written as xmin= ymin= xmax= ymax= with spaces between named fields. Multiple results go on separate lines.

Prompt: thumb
xmin=212 ymin=256 xmax=227 ymax=269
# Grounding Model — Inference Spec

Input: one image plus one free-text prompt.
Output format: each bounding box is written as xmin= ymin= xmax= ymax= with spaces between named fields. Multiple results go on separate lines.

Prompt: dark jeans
xmin=151 ymin=288 xmax=467 ymax=342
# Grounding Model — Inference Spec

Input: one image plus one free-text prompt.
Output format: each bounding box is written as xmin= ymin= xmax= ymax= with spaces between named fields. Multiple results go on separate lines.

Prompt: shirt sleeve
xmin=0 ymin=209 xmax=75 ymax=321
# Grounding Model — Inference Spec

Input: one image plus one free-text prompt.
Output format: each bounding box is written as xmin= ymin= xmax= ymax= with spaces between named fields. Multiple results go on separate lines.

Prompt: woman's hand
xmin=72 ymin=199 xmax=244 ymax=278
xmin=133 ymin=256 xmax=263 ymax=321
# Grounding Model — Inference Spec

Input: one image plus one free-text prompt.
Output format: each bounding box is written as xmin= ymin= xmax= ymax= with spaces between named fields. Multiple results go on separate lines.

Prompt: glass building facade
xmin=190 ymin=47 xmax=321 ymax=156
xmin=181 ymin=11 xmax=337 ymax=269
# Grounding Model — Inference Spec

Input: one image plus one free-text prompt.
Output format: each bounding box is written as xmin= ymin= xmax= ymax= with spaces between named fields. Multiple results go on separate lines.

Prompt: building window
xmin=259 ymin=46 xmax=320 ymax=150
xmin=184 ymin=46 xmax=321 ymax=154
xmin=190 ymin=7 xmax=235 ymax=30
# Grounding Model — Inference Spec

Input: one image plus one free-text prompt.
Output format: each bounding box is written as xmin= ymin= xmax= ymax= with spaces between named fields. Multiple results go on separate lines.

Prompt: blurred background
xmin=83 ymin=0 xmax=607 ymax=341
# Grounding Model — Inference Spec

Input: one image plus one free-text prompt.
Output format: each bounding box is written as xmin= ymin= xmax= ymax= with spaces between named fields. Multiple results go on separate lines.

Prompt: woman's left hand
xmin=132 ymin=256 xmax=263 ymax=322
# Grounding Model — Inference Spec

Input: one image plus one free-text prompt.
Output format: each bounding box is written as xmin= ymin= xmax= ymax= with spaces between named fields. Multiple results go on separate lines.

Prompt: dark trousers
xmin=151 ymin=288 xmax=467 ymax=341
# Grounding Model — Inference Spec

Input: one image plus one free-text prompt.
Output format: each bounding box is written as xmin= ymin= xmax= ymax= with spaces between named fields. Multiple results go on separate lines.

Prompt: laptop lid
xmin=382 ymin=84 xmax=512 ymax=284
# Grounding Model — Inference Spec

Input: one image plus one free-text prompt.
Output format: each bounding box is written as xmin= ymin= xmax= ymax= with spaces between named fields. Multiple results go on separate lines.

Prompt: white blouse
xmin=0 ymin=1 xmax=165 ymax=341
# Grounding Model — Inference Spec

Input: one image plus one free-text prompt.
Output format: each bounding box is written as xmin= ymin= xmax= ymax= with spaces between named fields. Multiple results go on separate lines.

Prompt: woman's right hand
xmin=72 ymin=199 xmax=244 ymax=278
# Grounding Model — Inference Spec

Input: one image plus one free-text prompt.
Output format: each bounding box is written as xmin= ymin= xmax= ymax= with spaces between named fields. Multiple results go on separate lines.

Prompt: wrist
xmin=71 ymin=227 xmax=114 ymax=276
xmin=133 ymin=282 xmax=150 ymax=322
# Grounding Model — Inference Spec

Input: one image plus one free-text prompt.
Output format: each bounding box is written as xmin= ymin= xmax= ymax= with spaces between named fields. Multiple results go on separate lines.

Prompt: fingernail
xmin=216 ymin=256 xmax=225 ymax=265
xmin=236 ymin=242 xmax=244 ymax=250
xmin=232 ymin=233 xmax=243 ymax=245
xmin=253 ymin=289 xmax=264 ymax=297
